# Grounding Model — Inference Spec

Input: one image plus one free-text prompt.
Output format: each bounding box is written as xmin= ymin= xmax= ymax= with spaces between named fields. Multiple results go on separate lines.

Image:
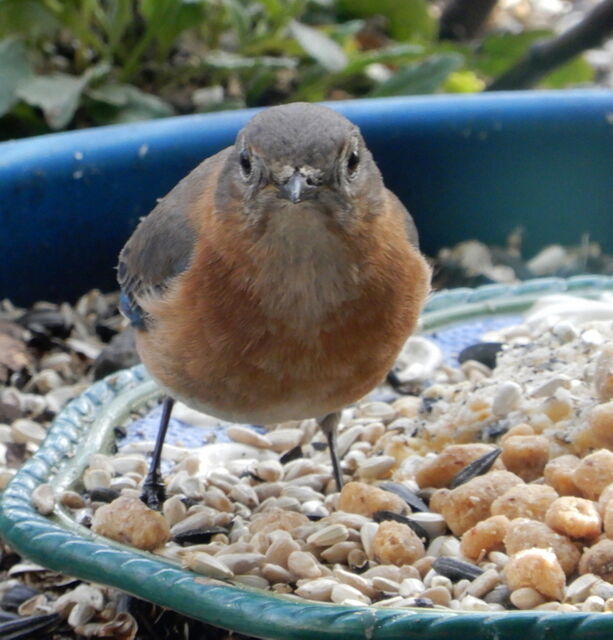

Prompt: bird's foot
xmin=140 ymin=473 xmax=166 ymax=510
xmin=318 ymin=411 xmax=344 ymax=492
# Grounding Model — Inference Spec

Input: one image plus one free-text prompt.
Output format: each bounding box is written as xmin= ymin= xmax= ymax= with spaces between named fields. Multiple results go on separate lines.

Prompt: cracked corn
xmin=62 ymin=311 xmax=613 ymax=612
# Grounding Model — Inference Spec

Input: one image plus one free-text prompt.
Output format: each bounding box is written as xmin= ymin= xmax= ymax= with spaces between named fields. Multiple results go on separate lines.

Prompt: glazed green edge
xmin=0 ymin=276 xmax=612 ymax=640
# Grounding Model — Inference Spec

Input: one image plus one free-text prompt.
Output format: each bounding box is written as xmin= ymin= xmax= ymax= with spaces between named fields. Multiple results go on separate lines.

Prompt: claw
xmin=140 ymin=473 xmax=166 ymax=510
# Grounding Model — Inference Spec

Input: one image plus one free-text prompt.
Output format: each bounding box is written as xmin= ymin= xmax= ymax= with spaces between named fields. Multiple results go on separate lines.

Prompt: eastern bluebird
xmin=118 ymin=102 xmax=431 ymax=508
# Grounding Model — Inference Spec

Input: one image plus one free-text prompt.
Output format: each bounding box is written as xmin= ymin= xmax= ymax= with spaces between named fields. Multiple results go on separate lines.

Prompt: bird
xmin=117 ymin=102 xmax=431 ymax=509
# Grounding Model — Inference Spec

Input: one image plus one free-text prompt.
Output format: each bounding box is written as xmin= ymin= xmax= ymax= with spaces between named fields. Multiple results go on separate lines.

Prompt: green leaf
xmin=138 ymin=0 xmax=161 ymax=22
xmin=444 ymin=70 xmax=485 ymax=93
xmin=286 ymin=65 xmax=329 ymax=102
xmin=342 ymin=43 xmax=424 ymax=76
xmin=14 ymin=62 xmax=109 ymax=129
xmin=257 ymin=0 xmax=304 ymax=27
xmin=0 ymin=37 xmax=32 ymax=117
xmin=221 ymin=0 xmax=250 ymax=46
xmin=540 ymin=55 xmax=595 ymax=89
xmin=289 ymin=20 xmax=348 ymax=71
xmin=15 ymin=73 xmax=85 ymax=129
xmin=203 ymin=50 xmax=297 ymax=71
xmin=87 ymin=83 xmax=133 ymax=107
xmin=337 ymin=0 xmax=435 ymax=42
xmin=0 ymin=101 xmax=48 ymax=141
xmin=137 ymin=0 xmax=205 ymax=58
xmin=244 ymin=68 xmax=276 ymax=104
xmin=258 ymin=0 xmax=287 ymax=20
xmin=0 ymin=0 xmax=59 ymax=39
xmin=86 ymin=83 xmax=174 ymax=122
xmin=476 ymin=30 xmax=551 ymax=77
xmin=166 ymin=2 xmax=205 ymax=43
xmin=329 ymin=19 xmax=365 ymax=43
xmin=371 ymin=53 xmax=463 ymax=97
xmin=105 ymin=0 xmax=134 ymax=50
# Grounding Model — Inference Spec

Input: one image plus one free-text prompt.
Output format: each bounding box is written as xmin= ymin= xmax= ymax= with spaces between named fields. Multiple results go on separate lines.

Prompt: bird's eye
xmin=239 ymin=150 xmax=252 ymax=178
xmin=347 ymin=151 xmax=359 ymax=178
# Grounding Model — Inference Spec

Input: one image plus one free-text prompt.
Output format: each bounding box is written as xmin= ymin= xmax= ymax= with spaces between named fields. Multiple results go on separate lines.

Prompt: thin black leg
xmin=319 ymin=411 xmax=343 ymax=491
xmin=141 ymin=396 xmax=175 ymax=509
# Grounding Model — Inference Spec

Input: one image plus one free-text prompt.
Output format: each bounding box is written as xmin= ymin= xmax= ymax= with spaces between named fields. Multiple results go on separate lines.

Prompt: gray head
xmin=216 ymin=103 xmax=383 ymax=226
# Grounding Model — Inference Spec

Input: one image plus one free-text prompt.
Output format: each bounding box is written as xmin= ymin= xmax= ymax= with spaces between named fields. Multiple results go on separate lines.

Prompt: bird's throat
xmin=251 ymin=207 xmax=361 ymax=327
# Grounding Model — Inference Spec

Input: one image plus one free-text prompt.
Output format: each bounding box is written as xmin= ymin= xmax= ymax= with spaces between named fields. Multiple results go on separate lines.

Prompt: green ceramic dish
xmin=1 ymin=275 xmax=612 ymax=640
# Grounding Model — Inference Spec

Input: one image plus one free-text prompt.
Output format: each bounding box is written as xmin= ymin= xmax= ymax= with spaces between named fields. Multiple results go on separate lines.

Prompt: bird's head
xmin=215 ymin=103 xmax=384 ymax=230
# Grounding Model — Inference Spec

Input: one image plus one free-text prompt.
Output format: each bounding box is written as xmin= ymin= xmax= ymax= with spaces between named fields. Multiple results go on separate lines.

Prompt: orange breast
xmin=138 ymin=192 xmax=431 ymax=424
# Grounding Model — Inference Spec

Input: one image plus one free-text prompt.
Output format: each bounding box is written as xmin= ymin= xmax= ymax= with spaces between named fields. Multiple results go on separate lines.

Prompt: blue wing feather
xmin=119 ymin=292 xmax=147 ymax=330
xmin=116 ymin=149 xmax=230 ymax=333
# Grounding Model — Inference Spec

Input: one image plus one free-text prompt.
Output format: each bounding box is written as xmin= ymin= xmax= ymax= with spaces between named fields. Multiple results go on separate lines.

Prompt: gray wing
xmin=386 ymin=189 xmax=420 ymax=249
xmin=117 ymin=149 xmax=229 ymax=329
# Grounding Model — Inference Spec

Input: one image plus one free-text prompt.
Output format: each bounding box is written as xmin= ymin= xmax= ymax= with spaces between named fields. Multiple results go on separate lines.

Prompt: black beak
xmin=279 ymin=172 xmax=310 ymax=204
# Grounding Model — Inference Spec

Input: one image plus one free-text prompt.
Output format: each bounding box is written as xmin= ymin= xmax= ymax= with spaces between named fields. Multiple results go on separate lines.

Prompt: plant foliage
xmin=0 ymin=0 xmax=596 ymax=139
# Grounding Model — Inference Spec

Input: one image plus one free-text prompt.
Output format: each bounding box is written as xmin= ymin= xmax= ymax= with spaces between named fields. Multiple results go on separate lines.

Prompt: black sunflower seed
xmin=407 ymin=597 xmax=434 ymax=608
xmin=17 ymin=309 xmax=72 ymax=339
xmin=484 ymin=584 xmax=512 ymax=607
xmin=280 ymin=445 xmax=303 ymax=464
xmin=0 ymin=611 xmax=19 ymax=623
xmin=305 ymin=513 xmax=325 ymax=521
xmin=113 ymin=425 xmax=127 ymax=439
xmin=378 ymin=482 xmax=430 ymax=512
xmin=480 ymin=420 xmax=510 ymax=442
xmin=420 ymin=397 xmax=439 ymax=414
xmin=350 ymin=559 xmax=369 ymax=574
xmin=0 ymin=612 xmax=61 ymax=640
xmin=1 ymin=584 xmax=40 ymax=611
xmin=448 ymin=448 xmax=502 ymax=489
xmin=373 ymin=510 xmax=430 ymax=543
xmin=173 ymin=527 xmax=229 ymax=546
xmin=432 ymin=557 xmax=484 ymax=582
xmin=458 ymin=342 xmax=503 ymax=369
xmin=415 ymin=488 xmax=435 ymax=506
xmin=386 ymin=371 xmax=424 ymax=396
xmin=87 ymin=487 xmax=121 ymax=503
xmin=180 ymin=496 xmax=202 ymax=508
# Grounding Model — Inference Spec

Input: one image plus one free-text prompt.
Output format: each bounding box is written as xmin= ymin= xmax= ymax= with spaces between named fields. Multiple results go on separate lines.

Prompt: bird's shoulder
xmin=383 ymin=188 xmax=420 ymax=249
xmin=118 ymin=147 xmax=231 ymax=328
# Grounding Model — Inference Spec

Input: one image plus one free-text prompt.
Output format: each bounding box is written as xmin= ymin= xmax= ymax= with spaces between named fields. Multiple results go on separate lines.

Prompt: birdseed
xmin=42 ymin=291 xmax=612 ymax=614
xmin=2 ymin=285 xmax=613 ymax=631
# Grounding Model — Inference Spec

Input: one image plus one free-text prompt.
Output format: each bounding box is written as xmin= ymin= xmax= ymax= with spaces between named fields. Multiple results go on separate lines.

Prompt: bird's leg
xmin=141 ymin=396 xmax=175 ymax=510
xmin=318 ymin=411 xmax=344 ymax=491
